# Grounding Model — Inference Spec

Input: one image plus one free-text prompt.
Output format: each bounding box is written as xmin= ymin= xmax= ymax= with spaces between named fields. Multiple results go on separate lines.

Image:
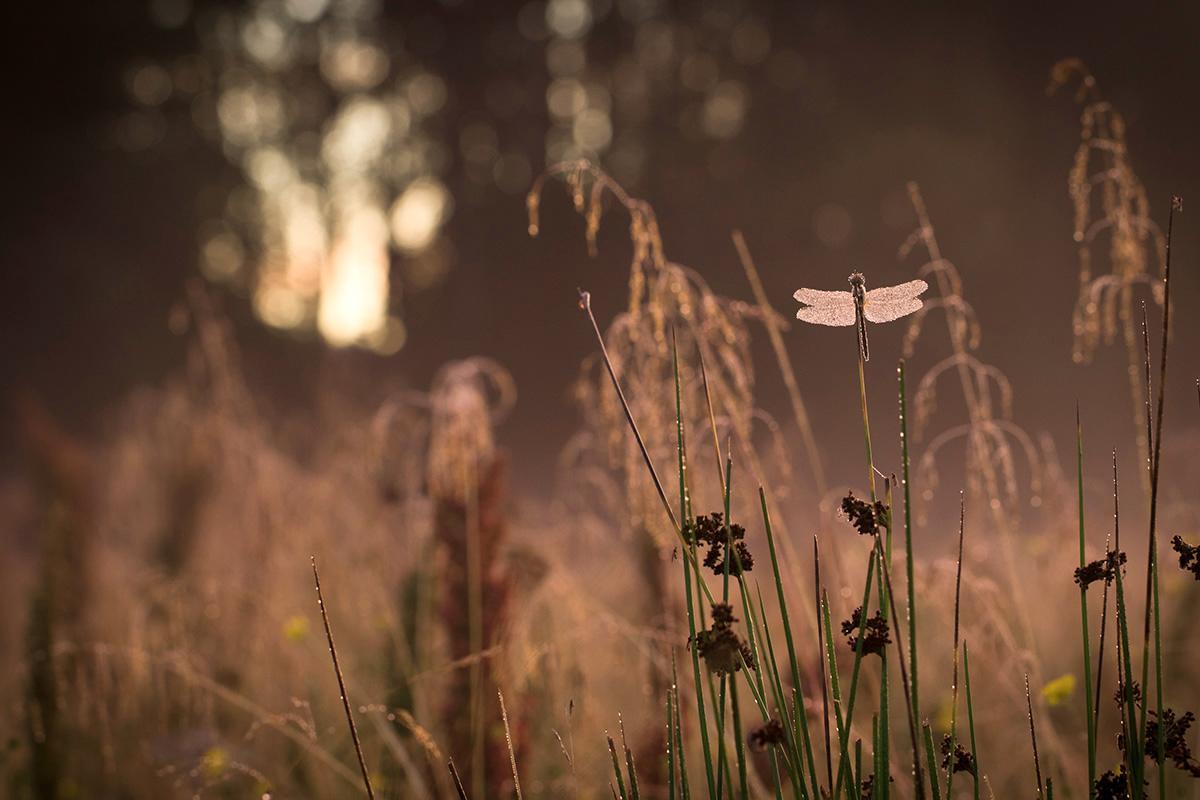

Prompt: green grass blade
xmin=963 ymin=643 xmax=981 ymax=800
xmin=731 ymin=681 xmax=749 ymax=799
xmin=667 ymin=684 xmax=676 ymax=800
xmin=759 ymin=489 xmax=821 ymax=799
xmin=673 ymin=655 xmax=692 ymax=800
xmin=673 ymin=336 xmax=717 ymax=799
xmin=1076 ymin=408 xmax=1097 ymax=791
xmin=922 ymin=722 xmax=942 ymax=800
xmin=832 ymin=551 xmax=878 ymax=798
xmin=898 ymin=360 xmax=921 ymax=797
xmin=608 ymin=735 xmax=628 ymax=800
xmin=1113 ymin=551 xmax=1143 ymax=799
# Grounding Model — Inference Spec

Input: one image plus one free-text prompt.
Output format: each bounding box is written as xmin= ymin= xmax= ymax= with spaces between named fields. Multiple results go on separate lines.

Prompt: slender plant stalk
xmin=814 ymin=536 xmax=834 ymax=797
xmin=761 ymin=489 xmax=821 ymax=799
xmin=922 ymin=722 xmax=942 ymax=800
xmin=832 ymin=551 xmax=879 ymax=798
xmin=1075 ymin=406 xmax=1097 ymax=791
xmin=870 ymin=533 xmax=923 ymax=798
xmin=897 ymin=361 xmax=920 ymax=784
xmin=448 ymin=759 xmax=469 ymax=800
xmin=1093 ymin=532 xmax=1112 ymax=747
xmin=821 ymin=591 xmax=855 ymax=796
xmin=1140 ymin=196 xmax=1180 ymax=800
xmin=673 ymin=655 xmax=692 ymax=800
xmin=498 ymin=691 xmax=524 ymax=800
xmin=730 ymin=681 xmax=749 ymax=799
xmin=1093 ymin=449 xmax=1121 ymax=741
xmin=672 ymin=336 xmax=718 ymax=799
xmin=666 ymin=684 xmax=676 ymax=800
xmin=311 ymin=556 xmax=375 ymax=800
xmin=963 ymin=643 xmax=981 ymax=800
xmin=857 ymin=353 xmax=877 ymax=501
xmin=753 ymin=584 xmax=807 ymax=796
xmin=946 ymin=493 xmax=965 ymax=799
xmin=620 ymin=716 xmax=641 ymax=800
xmin=1113 ymin=540 xmax=1143 ymax=799
xmin=1024 ymin=675 xmax=1044 ymax=800
xmin=608 ymin=735 xmax=628 ymax=800
xmin=875 ymin=495 xmax=891 ymax=800
xmin=731 ymin=230 xmax=827 ymax=495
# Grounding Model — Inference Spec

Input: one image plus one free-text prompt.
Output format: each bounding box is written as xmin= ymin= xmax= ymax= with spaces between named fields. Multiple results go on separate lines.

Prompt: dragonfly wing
xmin=863 ymin=296 xmax=923 ymax=323
xmin=794 ymin=287 xmax=855 ymax=306
xmin=864 ymin=279 xmax=928 ymax=304
xmin=796 ymin=300 xmax=857 ymax=326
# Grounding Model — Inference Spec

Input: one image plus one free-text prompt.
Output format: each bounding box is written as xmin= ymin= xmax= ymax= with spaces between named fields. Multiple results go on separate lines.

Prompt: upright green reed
xmin=760 ymin=490 xmax=820 ymax=799
xmin=945 ymin=495 xmax=966 ymax=800
xmin=671 ymin=336 xmax=718 ymax=798
xmin=1024 ymin=674 xmax=1044 ymax=799
xmin=1075 ymin=409 xmax=1097 ymax=790
xmin=1137 ymin=196 xmax=1179 ymax=800
xmin=963 ymin=643 xmax=981 ymax=800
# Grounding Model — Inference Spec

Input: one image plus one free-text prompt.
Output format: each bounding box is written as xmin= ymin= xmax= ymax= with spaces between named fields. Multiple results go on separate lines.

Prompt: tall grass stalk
xmin=731 ymin=230 xmax=827 ymax=495
xmin=666 ymin=683 xmax=677 ymax=800
xmin=1137 ymin=195 xmax=1180 ymax=800
xmin=813 ymin=536 xmax=834 ymax=796
xmin=821 ymin=590 xmax=854 ymax=797
xmin=608 ymin=734 xmax=629 ymax=800
xmin=945 ymin=494 xmax=965 ymax=799
xmin=311 ymin=556 xmax=375 ymax=799
xmin=870 ymin=531 xmax=923 ymax=797
xmin=1024 ymin=674 xmax=1045 ymax=800
xmin=1074 ymin=407 xmax=1097 ymax=790
xmin=672 ymin=655 xmax=692 ymax=800
xmin=752 ymin=584 xmax=806 ymax=797
xmin=830 ymin=550 xmax=878 ymax=798
xmin=448 ymin=758 xmax=469 ymax=800
xmin=897 ymin=362 xmax=920 ymax=751
xmin=1142 ymin=195 xmax=1180 ymax=800
xmin=671 ymin=334 xmax=718 ymax=799
xmin=1092 ymin=449 xmax=1119 ymax=741
xmin=760 ymin=489 xmax=820 ymax=799
xmin=963 ymin=643 xmax=981 ymax=800
xmin=1112 ymin=507 xmax=1143 ymax=799
xmin=499 ymin=690 xmax=524 ymax=800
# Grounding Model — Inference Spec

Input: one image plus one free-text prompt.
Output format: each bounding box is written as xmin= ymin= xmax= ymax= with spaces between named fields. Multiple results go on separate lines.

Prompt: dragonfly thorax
xmin=847 ymin=272 xmax=866 ymax=298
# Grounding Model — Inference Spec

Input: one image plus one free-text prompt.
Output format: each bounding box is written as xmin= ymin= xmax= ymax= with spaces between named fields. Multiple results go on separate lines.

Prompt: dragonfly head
xmin=847 ymin=272 xmax=866 ymax=291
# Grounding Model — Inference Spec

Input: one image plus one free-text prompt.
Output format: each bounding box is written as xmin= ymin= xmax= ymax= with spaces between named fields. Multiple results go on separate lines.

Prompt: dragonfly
xmin=793 ymin=272 xmax=929 ymax=362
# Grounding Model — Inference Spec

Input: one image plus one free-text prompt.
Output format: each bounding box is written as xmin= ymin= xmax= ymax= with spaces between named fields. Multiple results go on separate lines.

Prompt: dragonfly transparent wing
xmin=793 ymin=288 xmax=856 ymax=326
xmin=863 ymin=279 xmax=928 ymax=323
xmin=863 ymin=296 xmax=923 ymax=323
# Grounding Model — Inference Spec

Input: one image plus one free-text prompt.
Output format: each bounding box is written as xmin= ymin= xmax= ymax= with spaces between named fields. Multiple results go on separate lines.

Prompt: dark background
xmin=2 ymin=0 xmax=1197 ymax=508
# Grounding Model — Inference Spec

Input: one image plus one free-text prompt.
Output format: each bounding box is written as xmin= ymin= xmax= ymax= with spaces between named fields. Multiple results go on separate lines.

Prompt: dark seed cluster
xmin=1074 ymin=549 xmax=1127 ymax=589
xmin=1172 ymin=535 xmax=1200 ymax=581
xmin=859 ymin=773 xmax=892 ymax=799
xmin=1146 ymin=707 xmax=1200 ymax=777
xmin=841 ymin=606 xmax=891 ymax=657
xmin=1094 ymin=767 xmax=1131 ymax=800
xmin=940 ymin=735 xmax=976 ymax=777
xmin=748 ymin=718 xmax=786 ymax=751
xmin=1114 ymin=680 xmax=1142 ymax=709
xmin=683 ymin=512 xmax=754 ymax=576
xmin=691 ymin=602 xmax=756 ymax=675
xmin=841 ymin=492 xmax=889 ymax=536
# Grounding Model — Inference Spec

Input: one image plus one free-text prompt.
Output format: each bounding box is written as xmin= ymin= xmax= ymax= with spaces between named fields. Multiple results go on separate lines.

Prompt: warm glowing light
xmin=318 ymin=207 xmax=390 ymax=346
xmin=254 ymin=281 xmax=307 ymax=330
xmin=546 ymin=0 xmax=592 ymax=39
xmin=389 ymin=178 xmax=450 ymax=253
xmin=573 ymin=108 xmax=612 ymax=151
